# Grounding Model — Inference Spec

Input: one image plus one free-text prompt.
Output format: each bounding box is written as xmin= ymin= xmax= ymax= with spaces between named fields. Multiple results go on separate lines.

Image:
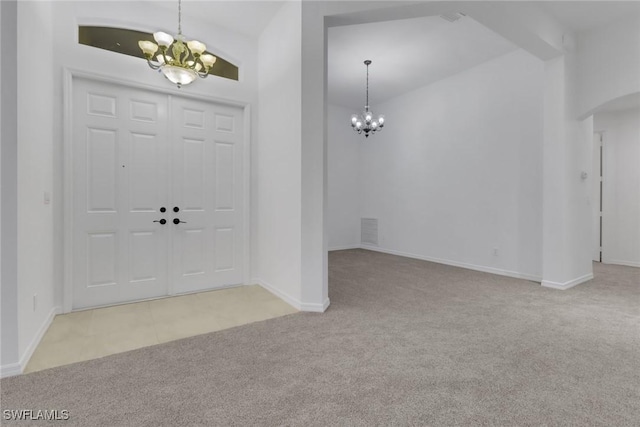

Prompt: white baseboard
xmin=1 ymin=305 xmax=60 ymax=378
xmin=254 ymin=278 xmax=302 ymax=310
xmin=300 ymin=298 xmax=330 ymax=313
xmin=0 ymin=362 xmax=22 ymax=378
xmin=254 ymin=278 xmax=330 ymax=313
xmin=328 ymin=244 xmax=361 ymax=251
xmin=603 ymin=259 xmax=640 ymax=268
xmin=20 ymin=306 xmax=60 ymax=372
xmin=360 ymin=245 xmax=542 ymax=282
xmin=541 ymin=273 xmax=594 ymax=290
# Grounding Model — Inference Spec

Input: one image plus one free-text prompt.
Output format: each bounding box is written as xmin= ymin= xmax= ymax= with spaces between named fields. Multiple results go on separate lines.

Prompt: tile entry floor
xmin=25 ymin=285 xmax=298 ymax=374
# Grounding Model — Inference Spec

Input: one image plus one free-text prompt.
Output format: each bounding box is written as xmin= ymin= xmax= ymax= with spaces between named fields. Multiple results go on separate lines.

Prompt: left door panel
xmin=72 ymin=78 xmax=169 ymax=309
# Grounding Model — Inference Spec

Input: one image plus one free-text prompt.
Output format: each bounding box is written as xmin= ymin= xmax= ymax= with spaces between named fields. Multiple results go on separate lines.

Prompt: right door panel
xmin=170 ymin=97 xmax=244 ymax=294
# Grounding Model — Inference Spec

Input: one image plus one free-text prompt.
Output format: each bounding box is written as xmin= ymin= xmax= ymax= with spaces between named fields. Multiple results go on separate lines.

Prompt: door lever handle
xmin=153 ymin=219 xmax=167 ymax=225
xmin=173 ymin=218 xmax=187 ymax=225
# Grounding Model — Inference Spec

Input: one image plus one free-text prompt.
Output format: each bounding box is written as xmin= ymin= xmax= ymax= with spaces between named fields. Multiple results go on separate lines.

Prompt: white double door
xmin=72 ymin=78 xmax=244 ymax=310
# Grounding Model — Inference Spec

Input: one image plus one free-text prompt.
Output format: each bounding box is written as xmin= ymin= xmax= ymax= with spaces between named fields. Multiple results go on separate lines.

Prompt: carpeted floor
xmin=1 ymin=249 xmax=639 ymax=426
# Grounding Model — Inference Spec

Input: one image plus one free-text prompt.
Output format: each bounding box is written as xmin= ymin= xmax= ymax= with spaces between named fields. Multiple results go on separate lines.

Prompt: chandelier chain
xmin=366 ymin=62 xmax=369 ymax=108
xmin=178 ymin=0 xmax=182 ymax=35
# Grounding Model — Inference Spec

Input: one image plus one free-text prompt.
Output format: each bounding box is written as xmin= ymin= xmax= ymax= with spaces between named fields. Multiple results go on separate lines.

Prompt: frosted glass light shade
xmin=138 ymin=40 xmax=158 ymax=57
xmin=187 ymin=40 xmax=206 ymax=56
xmin=153 ymin=31 xmax=174 ymax=47
xmin=200 ymin=54 xmax=217 ymax=69
xmin=161 ymin=65 xmax=197 ymax=86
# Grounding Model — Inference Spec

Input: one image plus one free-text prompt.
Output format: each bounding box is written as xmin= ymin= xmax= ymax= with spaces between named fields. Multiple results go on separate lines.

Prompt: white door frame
xmin=62 ymin=68 xmax=252 ymax=313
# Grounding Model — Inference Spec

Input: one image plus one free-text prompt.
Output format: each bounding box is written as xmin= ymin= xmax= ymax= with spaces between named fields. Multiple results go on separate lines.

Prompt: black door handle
xmin=159 ymin=207 xmax=166 ymax=213
xmin=173 ymin=218 xmax=187 ymax=224
xmin=173 ymin=207 xmax=180 ymax=213
xmin=153 ymin=219 xmax=167 ymax=225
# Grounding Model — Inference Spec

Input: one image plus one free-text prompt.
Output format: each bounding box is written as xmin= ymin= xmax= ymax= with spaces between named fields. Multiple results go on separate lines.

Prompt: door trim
xmin=62 ymin=68 xmax=251 ymax=313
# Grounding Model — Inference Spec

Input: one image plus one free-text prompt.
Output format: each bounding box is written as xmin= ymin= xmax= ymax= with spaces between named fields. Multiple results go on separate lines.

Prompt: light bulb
xmin=156 ymin=55 xmax=173 ymax=65
xmin=371 ymin=121 xmax=378 ymax=129
xmin=186 ymin=61 xmax=203 ymax=71
xmin=351 ymin=114 xmax=358 ymax=124
xmin=365 ymin=112 xmax=373 ymax=124
xmin=378 ymin=115 xmax=385 ymax=125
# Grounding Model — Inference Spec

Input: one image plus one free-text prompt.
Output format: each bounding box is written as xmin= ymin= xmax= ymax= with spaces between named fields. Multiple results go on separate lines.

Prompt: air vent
xmin=361 ymin=218 xmax=378 ymax=246
xmin=440 ymin=12 xmax=465 ymax=22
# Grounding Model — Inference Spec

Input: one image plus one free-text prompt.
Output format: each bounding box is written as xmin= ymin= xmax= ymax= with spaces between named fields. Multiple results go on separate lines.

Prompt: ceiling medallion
xmin=138 ymin=0 xmax=216 ymax=88
xmin=351 ymin=60 xmax=385 ymax=138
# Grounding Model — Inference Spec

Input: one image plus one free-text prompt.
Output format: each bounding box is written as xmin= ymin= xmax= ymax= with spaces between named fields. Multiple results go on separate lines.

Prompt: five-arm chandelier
xmin=138 ymin=0 xmax=216 ymax=88
xmin=351 ymin=60 xmax=385 ymax=137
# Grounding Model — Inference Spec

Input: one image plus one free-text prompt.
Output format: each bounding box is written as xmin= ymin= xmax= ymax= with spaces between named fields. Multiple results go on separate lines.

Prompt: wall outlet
xmin=493 ymin=248 xmax=499 ymax=256
xmin=33 ymin=294 xmax=37 ymax=311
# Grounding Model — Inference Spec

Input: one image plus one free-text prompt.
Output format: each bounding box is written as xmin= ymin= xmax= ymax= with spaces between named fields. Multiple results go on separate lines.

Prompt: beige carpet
xmin=1 ymin=249 xmax=639 ymax=426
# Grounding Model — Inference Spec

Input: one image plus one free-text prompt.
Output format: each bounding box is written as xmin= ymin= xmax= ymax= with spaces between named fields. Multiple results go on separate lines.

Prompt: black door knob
xmin=173 ymin=218 xmax=186 ymax=224
xmin=159 ymin=207 xmax=166 ymax=213
xmin=173 ymin=207 xmax=180 ymax=213
xmin=153 ymin=219 xmax=167 ymax=225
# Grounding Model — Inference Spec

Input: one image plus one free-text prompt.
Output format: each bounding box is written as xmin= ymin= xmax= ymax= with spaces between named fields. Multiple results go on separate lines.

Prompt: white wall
xmin=16 ymin=0 xmax=57 ymax=365
xmin=254 ymin=1 xmax=304 ymax=306
xmin=328 ymin=104 xmax=360 ymax=250
xmin=577 ymin=16 xmax=640 ymax=117
xmin=595 ymin=109 xmax=640 ymax=267
xmin=355 ymin=49 xmax=544 ymax=280
xmin=1 ymin=0 xmax=21 ymax=377
xmin=558 ymin=48 xmax=595 ymax=287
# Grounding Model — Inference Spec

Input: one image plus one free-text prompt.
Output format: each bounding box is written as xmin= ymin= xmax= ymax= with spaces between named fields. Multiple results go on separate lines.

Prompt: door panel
xmin=171 ymin=97 xmax=244 ymax=293
xmin=73 ymin=79 xmax=170 ymax=309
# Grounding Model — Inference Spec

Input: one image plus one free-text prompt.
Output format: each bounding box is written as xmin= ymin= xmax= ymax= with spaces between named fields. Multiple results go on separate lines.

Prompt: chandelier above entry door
xmin=351 ymin=60 xmax=385 ymax=138
xmin=138 ymin=0 xmax=217 ymax=88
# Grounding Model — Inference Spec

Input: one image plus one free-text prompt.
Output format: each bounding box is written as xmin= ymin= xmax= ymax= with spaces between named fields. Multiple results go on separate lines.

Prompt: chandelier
xmin=137 ymin=0 xmax=216 ymax=88
xmin=351 ymin=60 xmax=385 ymax=137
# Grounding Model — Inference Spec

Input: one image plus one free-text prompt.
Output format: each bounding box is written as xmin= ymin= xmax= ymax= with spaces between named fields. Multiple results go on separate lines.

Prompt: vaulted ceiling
xmin=328 ymin=15 xmax=517 ymax=110
xmin=328 ymin=1 xmax=640 ymax=110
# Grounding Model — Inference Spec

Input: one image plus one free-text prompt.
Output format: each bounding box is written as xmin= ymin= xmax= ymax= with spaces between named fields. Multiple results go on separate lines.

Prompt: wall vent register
xmin=361 ymin=218 xmax=379 ymax=246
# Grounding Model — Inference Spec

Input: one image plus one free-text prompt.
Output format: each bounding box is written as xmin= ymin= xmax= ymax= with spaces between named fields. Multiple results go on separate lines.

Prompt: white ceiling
xmin=538 ymin=1 xmax=640 ymax=33
xmin=595 ymin=93 xmax=640 ymax=114
xmin=145 ymin=1 xmax=639 ymax=112
xmin=328 ymin=15 xmax=517 ymax=110
xmin=152 ymin=0 xmax=285 ymax=38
